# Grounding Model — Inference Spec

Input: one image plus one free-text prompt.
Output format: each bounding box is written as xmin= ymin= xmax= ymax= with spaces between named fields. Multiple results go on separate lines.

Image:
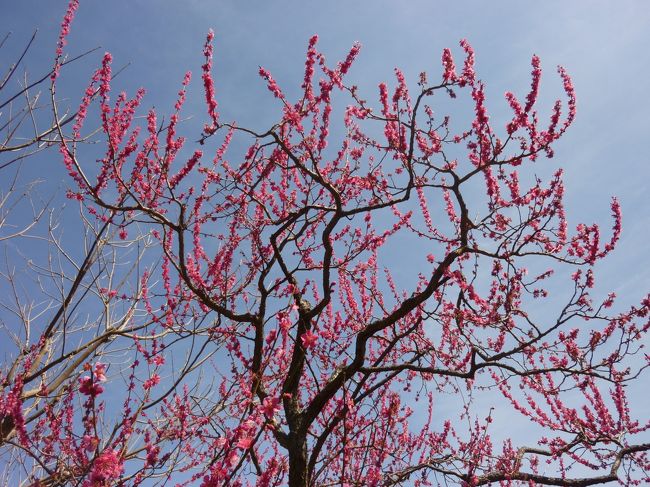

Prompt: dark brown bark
xmin=287 ymin=433 xmax=309 ymax=487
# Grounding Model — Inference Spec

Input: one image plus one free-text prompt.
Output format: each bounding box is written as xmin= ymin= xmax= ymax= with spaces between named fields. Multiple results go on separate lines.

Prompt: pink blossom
xmin=236 ymin=436 xmax=253 ymax=449
xmin=79 ymin=377 xmax=104 ymax=397
xmin=259 ymin=67 xmax=284 ymax=100
xmin=441 ymin=48 xmax=457 ymax=82
xmin=262 ymin=396 xmax=281 ymax=418
xmin=227 ymin=451 xmax=239 ymax=467
xmin=85 ymin=450 xmax=123 ymax=486
xmin=169 ymin=150 xmax=203 ymax=189
xmin=459 ymin=39 xmax=475 ymax=86
xmin=82 ymin=435 xmax=99 ymax=452
xmin=143 ymin=374 xmax=160 ymax=390
xmin=525 ymin=54 xmax=542 ymax=112
xmin=302 ymin=35 xmax=319 ymax=102
xmin=52 ymin=0 xmax=80 ymax=80
xmin=202 ymin=30 xmax=219 ymax=130
xmin=301 ymin=330 xmax=318 ymax=349
xmin=93 ymin=363 xmax=107 ymax=382
xmin=338 ymin=42 xmax=361 ymax=78
xmin=79 ymin=363 xmax=107 ymax=397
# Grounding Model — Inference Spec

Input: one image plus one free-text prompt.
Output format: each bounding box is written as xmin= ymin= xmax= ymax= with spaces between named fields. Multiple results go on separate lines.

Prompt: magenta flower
xmin=84 ymin=450 xmax=123 ymax=486
xmin=301 ymin=330 xmax=318 ymax=349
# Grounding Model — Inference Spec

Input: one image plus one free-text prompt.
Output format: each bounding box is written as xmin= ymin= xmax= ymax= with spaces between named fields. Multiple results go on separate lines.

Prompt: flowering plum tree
xmin=1 ymin=2 xmax=648 ymax=486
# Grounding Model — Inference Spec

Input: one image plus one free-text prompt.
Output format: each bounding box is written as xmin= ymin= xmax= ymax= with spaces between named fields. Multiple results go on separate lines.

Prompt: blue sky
xmin=3 ymin=0 xmax=647 ymax=300
xmin=2 ymin=0 xmax=649 ymax=482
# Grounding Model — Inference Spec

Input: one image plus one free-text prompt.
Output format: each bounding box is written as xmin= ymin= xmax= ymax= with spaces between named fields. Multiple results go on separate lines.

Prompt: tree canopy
xmin=0 ymin=2 xmax=648 ymax=485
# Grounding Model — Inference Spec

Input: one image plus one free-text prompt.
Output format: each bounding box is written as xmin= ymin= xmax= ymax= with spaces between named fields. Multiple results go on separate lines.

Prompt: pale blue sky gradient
xmin=3 ymin=0 xmax=647 ymax=299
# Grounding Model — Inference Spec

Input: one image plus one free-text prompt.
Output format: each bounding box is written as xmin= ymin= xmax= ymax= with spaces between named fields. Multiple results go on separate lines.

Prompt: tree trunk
xmin=288 ymin=435 xmax=309 ymax=487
